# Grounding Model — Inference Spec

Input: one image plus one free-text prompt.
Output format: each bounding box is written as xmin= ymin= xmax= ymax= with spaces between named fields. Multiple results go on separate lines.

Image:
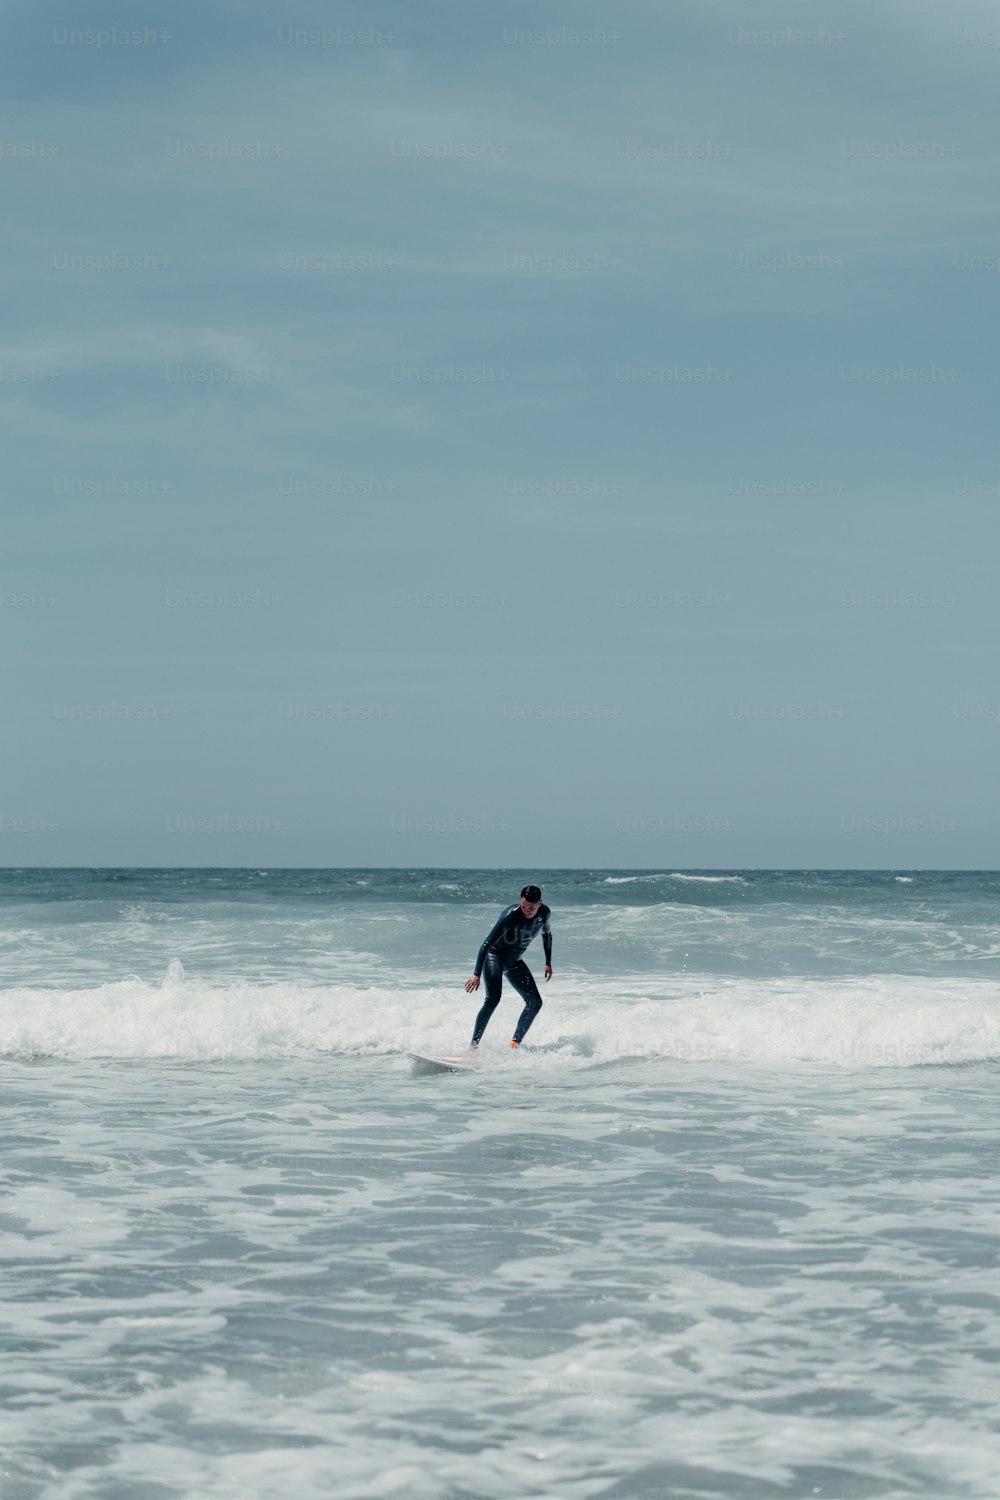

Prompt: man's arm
xmin=542 ymin=909 xmax=552 ymax=975
xmin=474 ymin=907 xmax=513 ymax=978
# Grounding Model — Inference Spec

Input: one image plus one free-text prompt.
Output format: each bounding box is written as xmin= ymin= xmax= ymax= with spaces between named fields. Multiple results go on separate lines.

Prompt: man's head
xmin=519 ymin=884 xmax=542 ymax=917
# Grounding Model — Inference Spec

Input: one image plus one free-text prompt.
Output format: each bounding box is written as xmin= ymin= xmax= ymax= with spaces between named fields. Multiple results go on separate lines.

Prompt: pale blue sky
xmin=4 ymin=0 xmax=999 ymax=866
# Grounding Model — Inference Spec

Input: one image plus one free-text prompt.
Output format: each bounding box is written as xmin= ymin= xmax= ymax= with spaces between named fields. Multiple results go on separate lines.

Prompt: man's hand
xmin=465 ymin=975 xmax=481 ymax=993
xmin=544 ymin=966 xmax=553 ymax=981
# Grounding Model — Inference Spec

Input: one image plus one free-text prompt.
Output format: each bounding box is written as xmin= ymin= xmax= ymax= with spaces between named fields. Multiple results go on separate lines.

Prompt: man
xmin=464 ymin=884 xmax=553 ymax=1054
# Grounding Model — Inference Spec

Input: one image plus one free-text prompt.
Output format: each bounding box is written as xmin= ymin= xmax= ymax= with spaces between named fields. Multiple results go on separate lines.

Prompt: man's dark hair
xmin=521 ymin=884 xmax=542 ymax=902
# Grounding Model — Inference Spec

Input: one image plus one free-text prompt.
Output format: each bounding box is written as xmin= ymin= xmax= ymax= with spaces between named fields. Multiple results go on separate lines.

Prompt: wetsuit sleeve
xmin=474 ymin=907 xmax=512 ymax=977
xmin=542 ymin=908 xmax=552 ymax=966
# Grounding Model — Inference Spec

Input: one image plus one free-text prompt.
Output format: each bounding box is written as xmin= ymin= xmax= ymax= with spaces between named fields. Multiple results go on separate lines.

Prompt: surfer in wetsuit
xmin=464 ymin=884 xmax=553 ymax=1053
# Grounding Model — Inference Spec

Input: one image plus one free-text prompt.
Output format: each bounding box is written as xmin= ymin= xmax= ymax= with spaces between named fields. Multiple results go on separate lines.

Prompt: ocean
xmin=1 ymin=868 xmax=999 ymax=1500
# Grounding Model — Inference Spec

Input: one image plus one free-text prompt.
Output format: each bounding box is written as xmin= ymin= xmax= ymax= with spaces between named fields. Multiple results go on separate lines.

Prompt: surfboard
xmin=408 ymin=1052 xmax=477 ymax=1075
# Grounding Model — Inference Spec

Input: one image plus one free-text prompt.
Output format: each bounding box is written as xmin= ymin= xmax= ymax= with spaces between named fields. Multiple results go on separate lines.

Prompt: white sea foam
xmin=1 ymin=966 xmax=997 ymax=1067
xmin=4 ymin=1045 xmax=999 ymax=1500
xmin=603 ymin=872 xmax=746 ymax=884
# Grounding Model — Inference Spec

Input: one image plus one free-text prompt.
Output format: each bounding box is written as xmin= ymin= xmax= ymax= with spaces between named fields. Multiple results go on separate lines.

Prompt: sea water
xmin=1 ymin=868 xmax=999 ymax=1500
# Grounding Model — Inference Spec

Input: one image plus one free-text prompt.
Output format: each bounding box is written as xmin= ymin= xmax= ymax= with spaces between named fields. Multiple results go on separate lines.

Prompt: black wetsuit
xmin=470 ymin=903 xmax=552 ymax=1045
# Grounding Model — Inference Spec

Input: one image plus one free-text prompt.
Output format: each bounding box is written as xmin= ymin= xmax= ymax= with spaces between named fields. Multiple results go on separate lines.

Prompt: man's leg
xmin=470 ymin=954 xmax=503 ymax=1046
xmin=504 ymin=960 xmax=543 ymax=1044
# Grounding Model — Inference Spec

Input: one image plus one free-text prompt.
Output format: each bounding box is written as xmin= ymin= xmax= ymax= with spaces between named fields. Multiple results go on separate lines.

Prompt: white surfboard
xmin=408 ymin=1052 xmax=477 ymax=1075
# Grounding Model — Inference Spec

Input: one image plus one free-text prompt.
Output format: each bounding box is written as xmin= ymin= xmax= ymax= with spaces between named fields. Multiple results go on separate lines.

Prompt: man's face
xmin=520 ymin=897 xmax=541 ymax=918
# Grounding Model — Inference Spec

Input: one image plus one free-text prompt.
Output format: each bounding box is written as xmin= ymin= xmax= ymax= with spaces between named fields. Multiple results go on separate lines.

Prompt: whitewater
xmin=1 ymin=868 xmax=998 ymax=1499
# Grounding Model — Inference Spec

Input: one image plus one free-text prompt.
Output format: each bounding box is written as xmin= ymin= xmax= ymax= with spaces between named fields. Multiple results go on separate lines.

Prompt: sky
xmin=3 ymin=0 xmax=999 ymax=868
